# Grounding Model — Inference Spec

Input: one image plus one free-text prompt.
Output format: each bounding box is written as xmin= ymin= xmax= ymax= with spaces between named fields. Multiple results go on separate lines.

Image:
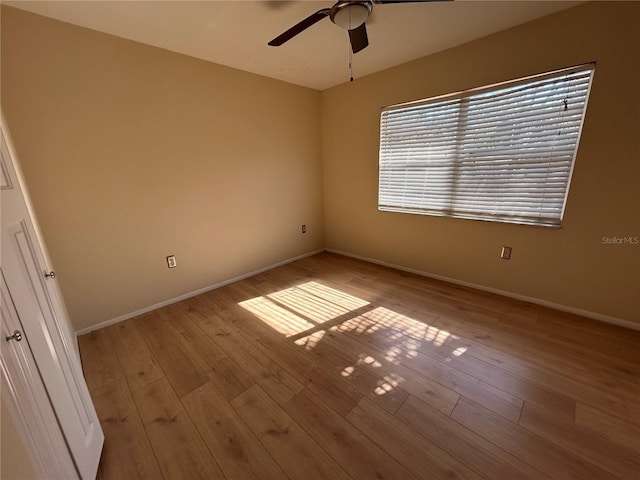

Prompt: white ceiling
xmin=6 ymin=0 xmax=583 ymax=90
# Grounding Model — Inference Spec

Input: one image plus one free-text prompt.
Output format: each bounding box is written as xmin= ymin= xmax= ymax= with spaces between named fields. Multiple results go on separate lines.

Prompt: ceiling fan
xmin=268 ymin=0 xmax=450 ymax=54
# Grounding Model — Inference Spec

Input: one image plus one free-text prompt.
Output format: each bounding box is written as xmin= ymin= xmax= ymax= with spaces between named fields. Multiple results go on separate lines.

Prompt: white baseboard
xmin=326 ymin=249 xmax=639 ymax=331
xmin=75 ymin=249 xmax=324 ymax=337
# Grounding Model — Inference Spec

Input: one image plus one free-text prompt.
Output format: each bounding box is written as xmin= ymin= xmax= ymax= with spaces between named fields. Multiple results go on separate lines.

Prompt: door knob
xmin=6 ymin=330 xmax=22 ymax=342
xmin=45 ymin=271 xmax=56 ymax=279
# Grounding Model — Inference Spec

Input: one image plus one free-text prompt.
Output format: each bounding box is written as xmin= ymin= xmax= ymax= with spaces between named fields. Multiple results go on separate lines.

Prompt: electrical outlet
xmin=166 ymin=255 xmax=177 ymax=268
xmin=302 ymin=224 xmax=307 ymax=234
xmin=500 ymin=246 xmax=512 ymax=260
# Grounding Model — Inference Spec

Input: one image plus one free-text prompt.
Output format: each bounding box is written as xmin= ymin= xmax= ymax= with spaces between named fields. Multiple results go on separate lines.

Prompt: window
xmin=378 ymin=64 xmax=594 ymax=227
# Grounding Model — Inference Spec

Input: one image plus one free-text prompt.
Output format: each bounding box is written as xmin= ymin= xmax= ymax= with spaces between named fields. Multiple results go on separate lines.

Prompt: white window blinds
xmin=378 ymin=64 xmax=594 ymax=227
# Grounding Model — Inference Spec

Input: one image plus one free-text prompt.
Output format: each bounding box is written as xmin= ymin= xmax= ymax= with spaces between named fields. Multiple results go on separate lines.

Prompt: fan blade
xmin=349 ymin=23 xmax=369 ymax=53
xmin=268 ymin=8 xmax=331 ymax=46
xmin=373 ymin=0 xmax=452 ymax=3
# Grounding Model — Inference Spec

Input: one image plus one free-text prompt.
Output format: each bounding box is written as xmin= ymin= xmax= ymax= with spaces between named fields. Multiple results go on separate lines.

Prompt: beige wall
xmin=1 ymin=398 xmax=37 ymax=480
xmin=321 ymin=1 xmax=639 ymax=325
xmin=1 ymin=6 xmax=324 ymax=331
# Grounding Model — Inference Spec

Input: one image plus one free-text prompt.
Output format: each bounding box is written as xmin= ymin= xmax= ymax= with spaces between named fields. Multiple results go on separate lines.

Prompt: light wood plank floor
xmin=78 ymin=252 xmax=640 ymax=480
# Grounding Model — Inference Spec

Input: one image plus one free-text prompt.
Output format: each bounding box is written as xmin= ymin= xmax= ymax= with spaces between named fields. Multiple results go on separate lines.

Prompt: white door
xmin=1 ymin=117 xmax=104 ymax=479
xmin=1 ymin=272 xmax=79 ymax=479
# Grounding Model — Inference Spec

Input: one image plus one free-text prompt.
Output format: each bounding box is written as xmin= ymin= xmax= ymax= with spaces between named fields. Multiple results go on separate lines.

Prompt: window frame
xmin=377 ymin=63 xmax=595 ymax=227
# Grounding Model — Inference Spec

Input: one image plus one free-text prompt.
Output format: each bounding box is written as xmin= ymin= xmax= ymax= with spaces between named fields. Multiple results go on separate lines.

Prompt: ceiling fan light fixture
xmin=331 ymin=2 xmax=372 ymax=30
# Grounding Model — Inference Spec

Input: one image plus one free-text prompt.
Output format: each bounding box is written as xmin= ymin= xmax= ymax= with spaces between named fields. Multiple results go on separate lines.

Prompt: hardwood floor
xmin=78 ymin=252 xmax=640 ymax=480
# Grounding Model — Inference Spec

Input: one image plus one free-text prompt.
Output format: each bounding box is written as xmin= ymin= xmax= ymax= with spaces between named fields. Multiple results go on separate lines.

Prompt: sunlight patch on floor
xmin=357 ymin=354 xmax=382 ymax=368
xmin=294 ymin=330 xmax=326 ymax=351
xmin=336 ymin=307 xmax=454 ymax=342
xmin=239 ymin=281 xmax=466 ymax=400
xmin=383 ymin=345 xmax=402 ymax=363
xmin=239 ymin=281 xmax=369 ymax=341
xmin=239 ymin=296 xmax=315 ymax=336
xmin=375 ymin=373 xmax=402 ymax=396
xmin=341 ymin=365 xmax=355 ymax=377
xmin=335 ymin=315 xmax=379 ymax=334
xmin=297 ymin=282 xmax=369 ymax=311
xmin=452 ymin=346 xmax=467 ymax=357
xmin=362 ymin=307 xmax=454 ymax=347
xmin=430 ymin=328 xmax=451 ymax=346
xmin=269 ymin=287 xmax=347 ymax=323
xmin=334 ymin=306 xmax=469 ymax=366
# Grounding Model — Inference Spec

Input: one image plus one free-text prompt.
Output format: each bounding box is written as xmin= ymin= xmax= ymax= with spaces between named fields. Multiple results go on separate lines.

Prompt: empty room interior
xmin=1 ymin=1 xmax=639 ymax=479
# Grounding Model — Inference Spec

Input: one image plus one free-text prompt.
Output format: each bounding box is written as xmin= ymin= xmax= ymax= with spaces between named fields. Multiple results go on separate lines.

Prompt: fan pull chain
xmin=349 ymin=41 xmax=354 ymax=82
xmin=349 ymin=6 xmax=354 ymax=82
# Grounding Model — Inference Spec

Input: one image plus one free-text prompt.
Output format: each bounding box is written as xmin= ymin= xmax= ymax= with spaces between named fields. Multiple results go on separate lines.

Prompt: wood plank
xmin=334 ymin=308 xmax=575 ymax=419
xmin=132 ymin=377 xmax=225 ymax=479
xmin=450 ymin=397 xmax=618 ymax=480
xmin=435 ymin=313 xmax=640 ymax=387
xmin=305 ymin=365 xmax=363 ymax=417
xmin=536 ymin=309 xmax=640 ymax=350
xmin=194 ymin=293 xmax=365 ymax=414
xmin=285 ymin=388 xmax=418 ymax=480
xmin=202 ymin=285 xmax=384 ymax=416
xmin=395 ymin=395 xmax=547 ymax=480
xmin=519 ymin=402 xmax=640 ymax=479
xmin=293 ymin=330 xmax=410 ymax=414
xmin=181 ymin=382 xmax=288 ymax=480
xmin=323 ymin=326 xmax=461 ymax=415
xmin=327 ymin=325 xmax=511 ymax=419
xmin=78 ymin=328 xmax=123 ymax=393
xmin=199 ymin=288 xmax=318 ymax=383
xmin=158 ymin=304 xmax=227 ymax=372
xmin=346 ymin=397 xmax=483 ymax=480
xmin=434 ymin=315 xmax=640 ymax=423
xmin=133 ymin=311 xmax=209 ymax=397
xmin=492 ymin=308 xmax=640 ymax=366
xmin=208 ymin=356 xmax=255 ymax=401
xmin=197 ymin=283 xmax=366 ymax=415
xmin=193 ymin=310 xmax=303 ymax=405
xmin=92 ymin=379 xmax=162 ymax=480
xmin=232 ymin=385 xmax=352 ymax=480
xmin=106 ymin=319 xmax=164 ymax=391
xmin=575 ymin=402 xmax=640 ymax=451
xmin=205 ymin=276 xmax=410 ymax=416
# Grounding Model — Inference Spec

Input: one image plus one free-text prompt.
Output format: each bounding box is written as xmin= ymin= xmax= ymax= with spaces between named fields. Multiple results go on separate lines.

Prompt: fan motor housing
xmin=330 ymin=1 xmax=373 ymax=30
